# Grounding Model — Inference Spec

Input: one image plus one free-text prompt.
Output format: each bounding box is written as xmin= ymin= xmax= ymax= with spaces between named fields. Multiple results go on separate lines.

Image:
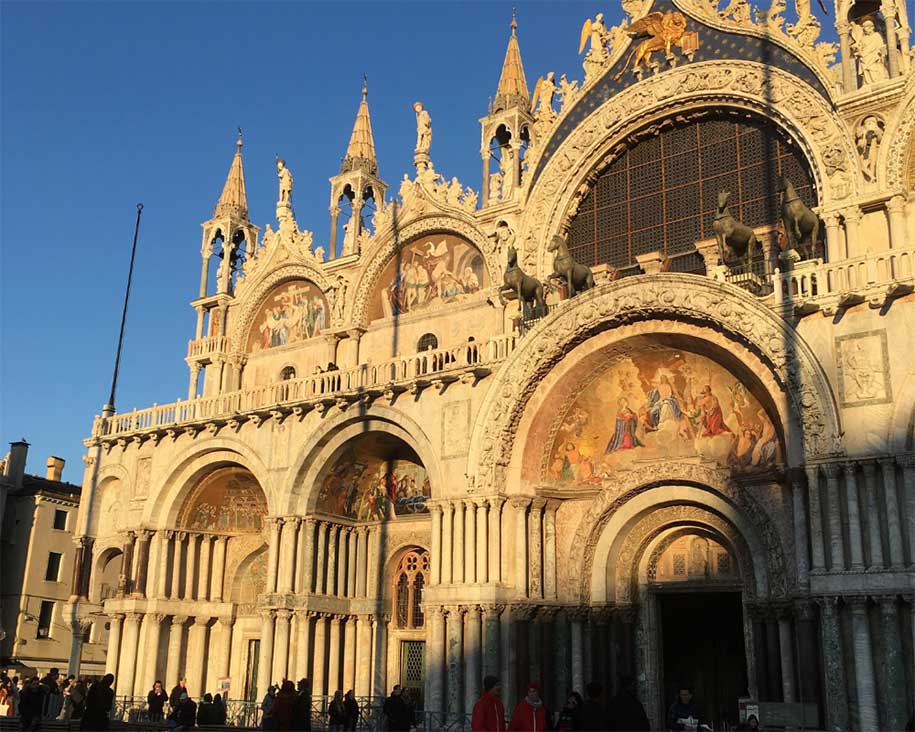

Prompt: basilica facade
xmin=67 ymin=1 xmax=915 ymax=729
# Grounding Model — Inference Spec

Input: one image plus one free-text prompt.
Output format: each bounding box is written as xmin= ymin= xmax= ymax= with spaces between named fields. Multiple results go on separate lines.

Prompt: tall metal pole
xmin=104 ymin=203 xmax=144 ymax=416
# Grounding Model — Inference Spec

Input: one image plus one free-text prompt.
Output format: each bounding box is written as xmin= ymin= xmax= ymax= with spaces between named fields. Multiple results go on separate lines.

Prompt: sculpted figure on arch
xmin=276 ymin=158 xmax=293 ymax=203
xmin=413 ymin=101 xmax=432 ymax=155
xmin=548 ymin=234 xmax=594 ymax=297
xmin=851 ymin=18 xmax=889 ymax=84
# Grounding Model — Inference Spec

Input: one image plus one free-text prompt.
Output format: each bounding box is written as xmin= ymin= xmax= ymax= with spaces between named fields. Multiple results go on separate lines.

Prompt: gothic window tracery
xmin=393 ymin=549 xmax=429 ymax=629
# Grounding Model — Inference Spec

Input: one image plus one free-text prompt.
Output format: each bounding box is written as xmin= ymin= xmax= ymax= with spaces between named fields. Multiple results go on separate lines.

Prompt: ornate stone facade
xmin=70 ymin=4 xmax=914 ymax=730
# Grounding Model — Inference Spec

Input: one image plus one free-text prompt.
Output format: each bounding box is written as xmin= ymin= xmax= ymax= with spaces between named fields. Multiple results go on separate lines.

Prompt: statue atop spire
xmin=340 ymin=74 xmax=379 ymax=176
xmin=492 ymin=8 xmax=530 ymax=113
xmin=213 ymin=128 xmax=249 ymax=220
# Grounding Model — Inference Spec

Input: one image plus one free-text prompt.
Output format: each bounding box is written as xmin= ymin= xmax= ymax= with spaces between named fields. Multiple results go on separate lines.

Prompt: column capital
xmin=821 ymin=210 xmax=841 ymax=226
xmin=509 ymin=604 xmax=536 ymax=621
xmin=259 ymin=609 xmax=276 ymax=622
xmin=481 ymin=604 xmax=504 ymax=620
xmin=804 ymin=465 xmax=819 ymax=484
xmin=427 ymin=500 xmax=444 ymax=516
xmin=887 ymin=194 xmax=907 ymax=213
xmin=545 ymin=498 xmax=562 ymax=513
xmin=566 ymin=606 xmax=591 ymax=622
xmin=847 ymin=595 xmax=870 ymax=611
xmin=125 ymin=611 xmax=143 ymax=623
xmin=591 ymin=606 xmax=613 ymax=624
xmin=329 ymin=615 xmax=342 ymax=626
xmin=217 ymin=615 xmax=236 ymax=627
xmin=176 ymin=531 xmax=188 ymax=541
xmin=794 ymin=600 xmax=816 ymax=621
xmin=530 ymin=497 xmax=547 ymax=511
xmin=897 ymin=454 xmax=915 ymax=469
xmin=878 ymin=456 xmax=897 ymax=470
xmin=876 ymin=595 xmax=898 ymax=613
xmin=842 ymin=206 xmax=863 ymax=223
xmin=774 ymin=602 xmax=795 ymax=621
xmin=472 ymin=497 xmax=489 ymax=509
xmin=844 ymin=460 xmax=859 ymax=474
xmin=171 ymin=614 xmax=190 ymax=626
xmin=822 ymin=462 xmax=842 ymax=479
xmin=862 ymin=460 xmax=878 ymax=476
xmin=193 ymin=615 xmax=211 ymax=627
xmin=487 ymin=495 xmax=506 ymax=510
xmin=147 ymin=612 xmax=166 ymax=624
xmin=615 ymin=604 xmax=638 ymax=623
xmin=109 ymin=612 xmax=125 ymax=623
xmin=536 ymin=606 xmax=561 ymax=622
xmin=509 ymin=496 xmax=532 ymax=510
xmin=275 ymin=608 xmax=293 ymax=622
xmin=464 ymin=604 xmax=482 ymax=618
xmin=814 ymin=595 xmax=840 ymax=613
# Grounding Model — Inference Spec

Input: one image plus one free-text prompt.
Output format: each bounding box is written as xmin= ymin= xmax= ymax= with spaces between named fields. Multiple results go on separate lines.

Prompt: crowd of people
xmin=0 ymin=668 xmax=116 ymax=730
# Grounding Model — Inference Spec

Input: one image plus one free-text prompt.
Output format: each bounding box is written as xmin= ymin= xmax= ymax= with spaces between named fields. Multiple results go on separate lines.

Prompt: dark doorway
xmin=659 ymin=592 xmax=748 ymax=729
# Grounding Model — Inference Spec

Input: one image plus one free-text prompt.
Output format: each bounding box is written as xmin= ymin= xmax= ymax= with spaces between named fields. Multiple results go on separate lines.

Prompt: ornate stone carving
xmin=855 ymin=115 xmax=885 ymax=183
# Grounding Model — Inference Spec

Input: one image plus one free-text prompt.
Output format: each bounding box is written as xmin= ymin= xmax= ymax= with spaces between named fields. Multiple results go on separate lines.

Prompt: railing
xmin=94 ymin=334 xmax=518 ymax=440
xmin=187 ymin=335 xmax=232 ymax=359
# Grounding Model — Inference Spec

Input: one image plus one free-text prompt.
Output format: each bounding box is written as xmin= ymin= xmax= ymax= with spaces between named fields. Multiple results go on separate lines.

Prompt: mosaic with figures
xmin=178 ymin=467 xmax=267 ymax=532
xmin=546 ymin=348 xmax=779 ymax=486
xmin=247 ymin=280 xmax=328 ymax=352
xmin=316 ymin=434 xmax=430 ymax=520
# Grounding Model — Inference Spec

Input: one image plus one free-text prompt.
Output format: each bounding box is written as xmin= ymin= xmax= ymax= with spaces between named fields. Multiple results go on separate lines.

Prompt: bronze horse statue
xmin=778 ymin=176 xmax=818 ymax=260
xmin=500 ymin=245 xmax=547 ymax=318
xmin=712 ymin=190 xmax=757 ymax=268
xmin=547 ymin=234 xmax=594 ymax=297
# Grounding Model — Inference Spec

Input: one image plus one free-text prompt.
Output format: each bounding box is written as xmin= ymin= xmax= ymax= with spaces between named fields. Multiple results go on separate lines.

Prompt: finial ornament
xmin=511 ymin=7 xmax=518 ymax=35
xmin=362 ymin=73 xmax=368 ymax=98
xmin=236 ymin=126 xmax=243 ymax=150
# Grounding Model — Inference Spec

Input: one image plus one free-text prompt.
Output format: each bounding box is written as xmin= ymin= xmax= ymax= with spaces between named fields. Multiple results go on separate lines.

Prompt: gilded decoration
xmin=315 ymin=433 xmax=430 ymax=520
xmin=178 ymin=467 xmax=267 ymax=532
xmin=545 ymin=346 xmax=780 ymax=487
xmin=368 ymin=233 xmax=489 ymax=321
xmin=246 ymin=280 xmax=329 ymax=352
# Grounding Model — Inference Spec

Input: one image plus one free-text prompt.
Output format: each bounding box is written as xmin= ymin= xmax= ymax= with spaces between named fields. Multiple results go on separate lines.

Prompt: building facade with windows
xmin=0 ymin=441 xmax=105 ymax=676
xmin=69 ymin=1 xmax=914 ymax=729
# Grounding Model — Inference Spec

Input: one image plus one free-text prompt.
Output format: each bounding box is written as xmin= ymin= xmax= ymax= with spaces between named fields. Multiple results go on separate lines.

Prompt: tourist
xmin=148 ymin=680 xmax=168 ymax=722
xmin=197 ymin=692 xmax=216 ymax=725
xmin=169 ymin=677 xmax=188 ymax=711
xmin=578 ymin=682 xmax=605 ymax=731
xmin=508 ymin=682 xmax=549 ymax=732
xmin=471 ymin=675 xmax=505 ymax=732
xmin=328 ymin=689 xmax=346 ymax=732
xmin=607 ymin=677 xmax=649 ymax=731
xmin=213 ymin=693 xmax=228 ymax=725
xmin=40 ymin=668 xmax=62 ymax=719
xmin=383 ymin=685 xmax=413 ymax=732
xmin=274 ymin=680 xmax=296 ymax=731
xmin=737 ymin=713 xmax=762 ymax=730
xmin=20 ymin=678 xmax=43 ymax=731
xmin=174 ymin=691 xmax=197 ymax=731
xmin=556 ymin=691 xmax=583 ymax=731
xmin=343 ymin=690 xmax=359 ymax=731
xmin=58 ymin=675 xmax=76 ymax=720
xmin=68 ymin=680 xmax=87 ymax=721
xmin=292 ymin=679 xmax=311 ymax=731
xmin=0 ymin=684 xmax=13 ymax=718
xmin=262 ymin=684 xmax=278 ymax=730
xmin=80 ymin=674 xmax=115 ymax=731
xmin=667 ymin=686 xmax=703 ymax=731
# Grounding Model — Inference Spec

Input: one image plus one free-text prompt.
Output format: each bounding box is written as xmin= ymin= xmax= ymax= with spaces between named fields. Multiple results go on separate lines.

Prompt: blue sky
xmin=2 ymin=0 xmax=836 ymax=482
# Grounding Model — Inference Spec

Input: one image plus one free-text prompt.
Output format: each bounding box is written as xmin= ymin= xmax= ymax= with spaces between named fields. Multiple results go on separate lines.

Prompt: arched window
xmin=417 ymin=333 xmax=438 ymax=352
xmin=281 ymin=366 xmax=296 ymax=381
xmin=393 ymin=549 xmax=429 ymax=629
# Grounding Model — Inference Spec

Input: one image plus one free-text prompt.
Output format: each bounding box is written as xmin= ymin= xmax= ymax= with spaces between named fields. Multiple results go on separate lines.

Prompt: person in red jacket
xmin=509 ymin=682 xmax=549 ymax=732
xmin=472 ymin=675 xmax=506 ymax=732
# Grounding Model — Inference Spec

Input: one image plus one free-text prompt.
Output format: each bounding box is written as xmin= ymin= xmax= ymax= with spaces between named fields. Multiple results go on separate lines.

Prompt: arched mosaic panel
xmin=246 ymin=279 xmax=328 ymax=352
xmin=177 ymin=467 xmax=267 ymax=532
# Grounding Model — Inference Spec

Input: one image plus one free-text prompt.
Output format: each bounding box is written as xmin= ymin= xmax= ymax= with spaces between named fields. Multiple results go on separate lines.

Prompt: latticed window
xmin=394 ymin=549 xmax=430 ymax=629
xmin=567 ymin=113 xmax=817 ymax=272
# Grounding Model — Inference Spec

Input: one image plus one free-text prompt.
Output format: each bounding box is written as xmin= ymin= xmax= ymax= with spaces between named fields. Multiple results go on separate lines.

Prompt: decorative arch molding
xmin=640 ymin=524 xmax=745 ymax=586
xmin=883 ymin=84 xmax=915 ymax=193
xmin=284 ymin=405 xmax=443 ymax=515
xmin=350 ymin=214 xmax=500 ymax=328
xmin=516 ymin=61 xmax=858 ymax=275
xmin=466 ymin=275 xmax=841 ymax=483
xmin=230 ymin=263 xmax=335 ymax=351
xmin=571 ymin=465 xmax=788 ymax=603
xmin=382 ymin=541 xmax=431 ymax=600
xmin=887 ymin=365 xmax=915 ymax=454
xmin=144 ymin=438 xmax=275 ymax=527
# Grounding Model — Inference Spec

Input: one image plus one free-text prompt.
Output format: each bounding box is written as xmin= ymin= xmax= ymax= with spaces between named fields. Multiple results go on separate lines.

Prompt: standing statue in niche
xmin=851 ymin=18 xmax=889 ymax=84
xmin=413 ymin=101 xmax=432 ymax=155
xmin=277 ymin=159 xmax=293 ymax=203
xmin=712 ymin=191 xmax=758 ymax=268
xmin=500 ymin=246 xmax=547 ymax=319
xmin=778 ymin=177 xmax=819 ymax=260
xmin=856 ymin=116 xmax=884 ymax=182
xmin=548 ymin=234 xmax=594 ymax=297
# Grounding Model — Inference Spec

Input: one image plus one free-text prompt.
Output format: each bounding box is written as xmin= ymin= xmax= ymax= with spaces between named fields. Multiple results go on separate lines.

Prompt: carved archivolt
xmin=883 ymin=85 xmax=915 ymax=193
xmin=466 ymin=275 xmax=841 ymax=483
xmin=516 ymin=61 xmax=859 ymax=275
xmin=350 ymin=214 xmax=501 ymax=328
xmin=230 ymin=263 xmax=335 ymax=351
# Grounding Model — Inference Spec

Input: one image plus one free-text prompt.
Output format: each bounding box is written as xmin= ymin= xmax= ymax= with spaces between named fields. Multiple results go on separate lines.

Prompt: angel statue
xmin=613 ymin=11 xmax=691 ymax=80
xmin=531 ymin=72 xmax=559 ymax=122
xmin=580 ymin=13 xmax=610 ymax=63
xmin=558 ymin=74 xmax=580 ymax=113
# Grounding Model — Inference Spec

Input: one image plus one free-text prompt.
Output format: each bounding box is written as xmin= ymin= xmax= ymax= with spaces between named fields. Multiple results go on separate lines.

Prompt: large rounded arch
xmin=880 ymin=83 xmax=915 ymax=192
xmin=466 ymin=275 xmax=841 ymax=484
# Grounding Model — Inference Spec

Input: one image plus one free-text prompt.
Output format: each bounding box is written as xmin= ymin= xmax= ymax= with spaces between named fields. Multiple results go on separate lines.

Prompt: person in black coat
xmin=343 ymin=690 xmax=359 ymax=731
xmin=382 ymin=686 xmax=413 ymax=732
xmin=292 ymin=679 xmax=311 ymax=732
xmin=578 ymin=682 xmax=606 ymax=731
xmin=148 ymin=681 xmax=168 ymax=722
xmin=608 ymin=677 xmax=650 ymax=732
xmin=666 ymin=687 xmax=703 ymax=732
xmin=20 ymin=678 xmax=44 ymax=731
xmin=175 ymin=692 xmax=197 ymax=731
xmin=80 ymin=674 xmax=115 ymax=731
xmin=169 ymin=677 xmax=188 ymax=712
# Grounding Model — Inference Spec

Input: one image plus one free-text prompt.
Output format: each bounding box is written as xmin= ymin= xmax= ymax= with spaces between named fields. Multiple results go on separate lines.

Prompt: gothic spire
xmin=213 ymin=129 xmax=249 ymax=220
xmin=493 ymin=9 xmax=530 ymax=113
xmin=340 ymin=76 xmax=378 ymax=176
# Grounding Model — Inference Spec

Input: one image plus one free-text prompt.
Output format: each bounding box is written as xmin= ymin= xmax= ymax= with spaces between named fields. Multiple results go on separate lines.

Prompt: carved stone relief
xmin=835 ymin=330 xmax=893 ymax=407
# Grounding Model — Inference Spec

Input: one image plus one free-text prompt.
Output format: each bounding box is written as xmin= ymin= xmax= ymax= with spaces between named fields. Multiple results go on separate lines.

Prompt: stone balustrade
xmin=91 ymin=333 xmax=517 ymax=441
xmin=186 ymin=334 xmax=231 ymax=359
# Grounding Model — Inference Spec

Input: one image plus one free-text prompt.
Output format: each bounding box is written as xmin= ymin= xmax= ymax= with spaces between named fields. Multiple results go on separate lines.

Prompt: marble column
xmin=297 ymin=519 xmax=315 ymax=593
xmin=794 ymin=602 xmax=820 ymax=715
xmin=816 ymin=598 xmax=847 ymax=730
xmin=489 ymin=497 xmax=503 ymax=584
xmin=327 ymin=525 xmax=340 ymax=596
xmin=211 ymin=536 xmax=227 ymax=601
xmin=764 ymin=609 xmax=782 ymax=699
xmin=465 ymin=499 xmax=477 ymax=584
xmin=499 ymin=607 xmax=514 ymax=710
xmin=843 ymin=207 xmax=863 ymax=256
xmin=294 ymin=611 xmax=311 ymax=682
xmin=511 ymin=498 xmax=529 ymax=596
xmin=170 ymin=533 xmax=186 ymax=599
xmin=312 ymin=615 xmax=327 ymax=698
xmin=822 ymin=212 xmax=843 ymax=262
xmin=105 ymin=614 xmax=124 ymax=677
xmin=355 ymin=616 xmax=372 ymax=697
xmin=862 ymin=462 xmax=885 ymax=568
xmin=543 ymin=500 xmax=559 ymax=599
xmin=823 ymin=464 xmax=845 ymax=570
xmin=879 ymin=458 xmax=906 ymax=569
xmin=791 ymin=474 xmax=813 ymax=588
xmin=156 ymin=531 xmax=171 ymax=598
xmin=453 ymin=501 xmax=465 ymax=584
xmin=529 ymin=499 xmax=544 ymax=600
xmin=117 ymin=612 xmax=142 ymax=696
xmin=356 ymin=528 xmax=368 ymax=596
xmin=838 ymin=23 xmax=857 ymax=92
xmin=446 ymin=607 xmax=464 ymax=717
xmin=343 ymin=616 xmax=357 ymax=692
xmin=328 ymin=616 xmax=342 ymax=693
xmin=257 ymin=611 xmax=276 ymax=698
xmin=483 ymin=605 xmax=501 ymax=679
xmin=850 ymin=597 xmax=879 ymax=731
xmin=430 ymin=608 xmax=447 ymax=714
xmin=371 ymin=614 xmax=387 ymax=698
xmin=273 ymin=609 xmax=292 ymax=683
xmin=902 ymin=456 xmax=915 ymax=566
xmin=215 ymin=617 xmax=234 ymax=683
xmin=882 ymin=0 xmax=900 ymax=76
xmin=368 ymin=526 xmax=382 ymax=598
xmin=431 ymin=503 xmax=443 ymax=584
xmin=887 ymin=195 xmax=908 ymax=249
xmin=315 ymin=522 xmax=328 ymax=594
xmin=475 ymin=500 xmax=488 ymax=583
xmin=266 ymin=518 xmax=281 ymax=594
xmin=776 ymin=607 xmax=796 ymax=703
xmin=184 ymin=533 xmax=198 ymax=600
xmin=165 ymin=616 xmax=188 ymax=693
xmin=187 ymin=617 xmax=210 ymax=698
xmin=844 ymin=462 xmax=866 ymax=571
xmin=877 ymin=597 xmax=906 ymax=732
xmin=344 ymin=529 xmax=356 ymax=597
xmin=441 ymin=502 xmax=454 ymax=584
xmin=197 ymin=535 xmax=212 ymax=600
xmin=570 ymin=610 xmax=584 ymax=694
xmin=805 ymin=467 xmax=827 ymax=572
xmin=335 ymin=528 xmax=348 ymax=598
xmin=133 ymin=530 xmax=152 ymax=597
xmin=279 ymin=518 xmax=298 ymax=593
xmin=465 ymin=605 xmax=482 ymax=713
xmin=141 ymin=613 xmax=164 ymax=696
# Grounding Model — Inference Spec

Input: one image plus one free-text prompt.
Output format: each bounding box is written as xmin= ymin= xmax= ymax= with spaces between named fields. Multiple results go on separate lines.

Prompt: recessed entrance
xmin=659 ymin=592 xmax=748 ymax=729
